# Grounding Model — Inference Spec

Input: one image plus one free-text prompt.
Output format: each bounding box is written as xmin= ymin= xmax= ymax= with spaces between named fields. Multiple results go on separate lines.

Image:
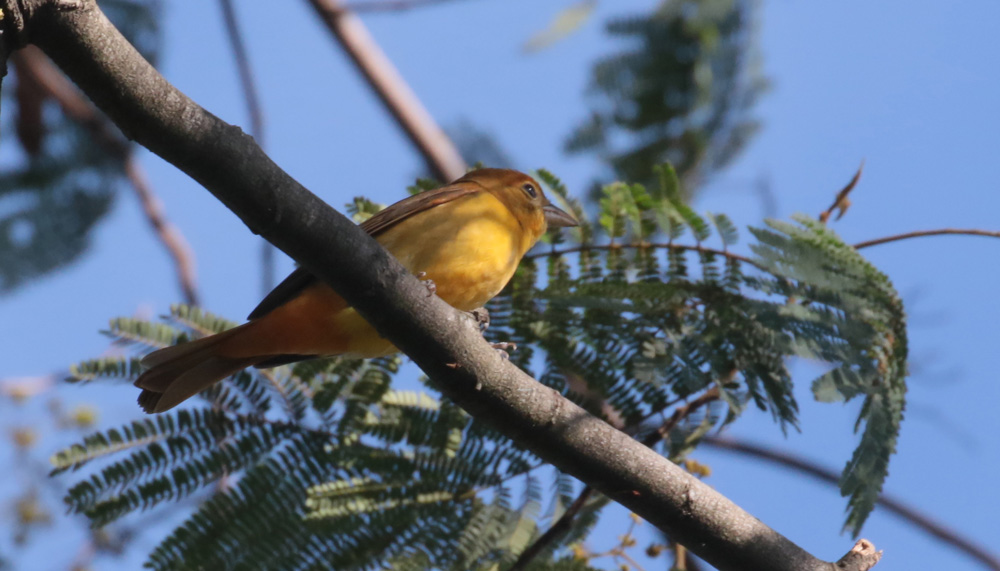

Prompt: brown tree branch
xmin=122 ymin=156 xmax=200 ymax=305
xmin=703 ymin=436 xmax=1000 ymax=571
xmin=853 ymin=229 xmax=1000 ymax=250
xmin=8 ymin=1 xmax=870 ymax=568
xmin=343 ymin=0 xmax=471 ymax=12
xmin=9 ymin=45 xmax=199 ymax=305
xmin=306 ymin=0 xmax=467 ymax=182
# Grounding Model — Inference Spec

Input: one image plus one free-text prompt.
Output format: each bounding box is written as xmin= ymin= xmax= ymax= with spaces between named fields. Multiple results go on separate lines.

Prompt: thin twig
xmin=344 ymin=0 xmax=470 ymax=12
xmin=644 ymin=387 xmax=720 ymax=447
xmin=509 ymin=487 xmax=596 ymax=571
xmin=217 ymin=0 xmax=264 ymax=144
xmin=11 ymin=46 xmax=199 ymax=305
xmin=526 ymin=242 xmax=758 ymax=267
xmin=306 ymin=0 xmax=467 ymax=182
xmin=853 ymin=229 xmax=1000 ymax=250
xmin=819 ymin=161 xmax=864 ymax=224
xmin=614 ymin=550 xmax=647 ymax=571
xmin=702 ymin=436 xmax=1000 ymax=571
xmin=123 ymin=158 xmax=200 ymax=305
xmin=530 ymin=229 xmax=1000 ymax=274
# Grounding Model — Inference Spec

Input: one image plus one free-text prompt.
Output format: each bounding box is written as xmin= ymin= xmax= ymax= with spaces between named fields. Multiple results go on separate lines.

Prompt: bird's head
xmin=455 ymin=168 xmax=578 ymax=243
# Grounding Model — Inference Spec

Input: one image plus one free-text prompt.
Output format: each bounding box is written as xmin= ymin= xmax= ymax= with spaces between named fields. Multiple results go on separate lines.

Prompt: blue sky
xmin=2 ymin=1 xmax=999 ymax=569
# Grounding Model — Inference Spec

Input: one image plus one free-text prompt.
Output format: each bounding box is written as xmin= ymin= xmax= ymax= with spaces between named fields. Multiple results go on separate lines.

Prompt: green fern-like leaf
xmin=103 ymin=317 xmax=182 ymax=349
xmin=346 ymin=196 xmax=385 ymax=224
xmin=52 ymin=414 xmax=183 ymax=474
xmin=750 ymin=214 xmax=907 ymax=533
xmin=536 ymin=168 xmax=592 ymax=245
xmin=407 ymin=176 xmax=443 ymax=196
xmin=59 ymin=165 xmax=911 ymax=567
xmin=711 ymin=212 xmax=739 ymax=247
xmin=168 ymin=303 xmax=239 ymax=335
xmin=67 ymin=357 xmax=144 ymax=383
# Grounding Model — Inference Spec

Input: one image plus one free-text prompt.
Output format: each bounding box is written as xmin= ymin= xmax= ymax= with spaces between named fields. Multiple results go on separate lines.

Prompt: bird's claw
xmin=490 ymin=341 xmax=517 ymax=360
xmin=470 ymin=307 xmax=490 ymax=332
xmin=416 ymin=272 xmax=437 ymax=297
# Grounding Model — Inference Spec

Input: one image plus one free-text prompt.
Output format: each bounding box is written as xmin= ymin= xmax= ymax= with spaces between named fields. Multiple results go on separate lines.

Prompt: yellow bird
xmin=135 ymin=168 xmax=578 ymax=413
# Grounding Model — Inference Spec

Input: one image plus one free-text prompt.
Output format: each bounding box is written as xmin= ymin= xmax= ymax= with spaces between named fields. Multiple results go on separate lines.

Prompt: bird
xmin=134 ymin=168 xmax=578 ymax=413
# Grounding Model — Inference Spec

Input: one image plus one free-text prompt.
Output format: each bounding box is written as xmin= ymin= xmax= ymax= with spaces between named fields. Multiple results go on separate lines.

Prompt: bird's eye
xmin=522 ymin=183 xmax=537 ymax=198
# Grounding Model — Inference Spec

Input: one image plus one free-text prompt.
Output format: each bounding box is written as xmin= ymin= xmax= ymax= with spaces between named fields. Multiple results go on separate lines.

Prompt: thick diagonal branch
xmin=12 ymin=1 xmax=870 ymax=569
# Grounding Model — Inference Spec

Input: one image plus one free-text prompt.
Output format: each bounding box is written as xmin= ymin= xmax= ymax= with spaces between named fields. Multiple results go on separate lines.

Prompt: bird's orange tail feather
xmin=134 ymin=325 xmax=261 ymax=413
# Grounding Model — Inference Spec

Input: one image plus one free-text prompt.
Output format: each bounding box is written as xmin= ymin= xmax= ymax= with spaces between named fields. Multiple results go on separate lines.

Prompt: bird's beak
xmin=543 ymin=202 xmax=579 ymax=228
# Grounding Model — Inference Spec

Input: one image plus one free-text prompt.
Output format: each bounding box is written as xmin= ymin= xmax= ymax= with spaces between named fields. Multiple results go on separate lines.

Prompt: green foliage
xmin=0 ymin=0 xmax=161 ymax=293
xmin=751 ymin=215 xmax=907 ymax=533
xmin=407 ymin=176 xmax=443 ymax=196
xmin=567 ymin=0 xmax=767 ymax=196
xmin=54 ymin=165 xmax=908 ymax=566
xmin=68 ymin=357 xmax=145 ymax=383
xmin=103 ymin=316 xmax=183 ymax=348
xmin=347 ymin=196 xmax=385 ymax=224
xmin=169 ymin=303 xmax=240 ymax=334
xmin=536 ymin=168 xmax=592 ymax=246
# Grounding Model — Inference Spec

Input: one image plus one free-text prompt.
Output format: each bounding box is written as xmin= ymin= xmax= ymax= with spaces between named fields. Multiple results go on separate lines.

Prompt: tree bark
xmin=0 ymin=1 xmax=877 ymax=569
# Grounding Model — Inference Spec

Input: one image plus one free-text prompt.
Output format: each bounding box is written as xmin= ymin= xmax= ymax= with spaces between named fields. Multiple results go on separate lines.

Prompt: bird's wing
xmin=358 ymin=184 xmax=481 ymax=236
xmin=246 ymin=183 xmax=481 ymax=320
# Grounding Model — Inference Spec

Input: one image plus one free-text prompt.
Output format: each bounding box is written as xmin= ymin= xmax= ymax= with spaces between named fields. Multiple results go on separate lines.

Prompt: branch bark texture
xmin=8 ymin=1 xmax=869 ymax=569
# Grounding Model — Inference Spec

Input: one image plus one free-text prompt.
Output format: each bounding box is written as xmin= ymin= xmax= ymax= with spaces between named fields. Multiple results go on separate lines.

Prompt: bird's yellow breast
xmin=375 ymin=191 xmax=529 ymax=311
xmin=237 ymin=191 xmax=536 ymax=360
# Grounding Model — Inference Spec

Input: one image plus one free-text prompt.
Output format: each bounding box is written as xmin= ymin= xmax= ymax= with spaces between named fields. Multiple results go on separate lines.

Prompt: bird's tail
xmin=134 ymin=324 xmax=261 ymax=413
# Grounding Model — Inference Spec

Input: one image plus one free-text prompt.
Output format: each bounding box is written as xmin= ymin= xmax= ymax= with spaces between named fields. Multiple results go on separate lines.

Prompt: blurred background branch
xmin=702 ymin=436 xmax=1000 ymax=571
xmin=307 ymin=0 xmax=467 ymax=182
xmin=8 ymin=45 xmax=199 ymax=305
xmin=216 ymin=0 xmax=276 ymax=295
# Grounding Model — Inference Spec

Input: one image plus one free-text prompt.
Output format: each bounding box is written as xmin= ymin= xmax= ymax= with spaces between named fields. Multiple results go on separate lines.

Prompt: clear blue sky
xmin=2 ymin=1 xmax=999 ymax=569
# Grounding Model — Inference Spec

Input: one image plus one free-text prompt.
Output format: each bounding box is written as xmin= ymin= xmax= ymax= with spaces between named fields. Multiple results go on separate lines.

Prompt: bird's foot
xmin=416 ymin=272 xmax=437 ymax=297
xmin=490 ymin=341 xmax=517 ymax=360
xmin=469 ymin=307 xmax=490 ymax=332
